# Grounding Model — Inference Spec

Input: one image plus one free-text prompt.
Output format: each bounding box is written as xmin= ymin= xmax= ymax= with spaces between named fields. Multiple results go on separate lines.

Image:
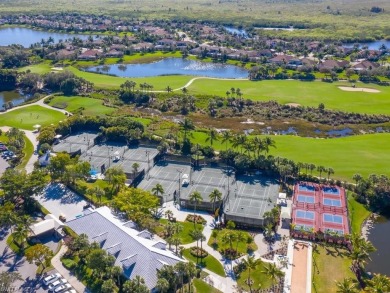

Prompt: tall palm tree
xmin=186 ymin=262 xmax=197 ymax=293
xmin=156 ymin=278 xmax=170 ymax=293
xmin=327 ymin=167 xmax=335 ymax=180
xmin=179 ymin=118 xmax=194 ymax=141
xmin=335 ymin=278 xmax=359 ymax=293
xmin=262 ymin=263 xmax=284 ymax=291
xmin=152 ymin=183 xmax=164 ymax=198
xmin=189 ymin=191 xmax=203 ymax=227
xmin=262 ymin=137 xmax=276 ymax=154
xmin=165 ymin=86 xmax=172 ymax=93
xmin=221 ymin=130 xmax=233 ymax=150
xmin=221 ymin=231 xmax=237 ymax=259
xmin=350 ymin=233 xmax=376 ymax=274
xmin=235 ymin=231 xmax=245 ymax=253
xmin=209 ymin=189 xmax=222 ymax=213
xmin=317 ymin=165 xmax=325 ymax=179
xmin=205 ymin=128 xmax=219 ymax=146
xmin=242 ymin=256 xmax=260 ymax=293
xmin=308 ymin=163 xmax=316 ymax=175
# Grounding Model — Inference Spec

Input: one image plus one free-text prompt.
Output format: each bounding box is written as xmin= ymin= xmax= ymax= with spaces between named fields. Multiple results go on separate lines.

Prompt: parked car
xmin=43 ymin=273 xmax=62 ymax=286
xmin=48 ymin=278 xmax=67 ymax=291
xmin=54 ymin=283 xmax=72 ymax=293
xmin=64 ymin=290 xmax=77 ymax=293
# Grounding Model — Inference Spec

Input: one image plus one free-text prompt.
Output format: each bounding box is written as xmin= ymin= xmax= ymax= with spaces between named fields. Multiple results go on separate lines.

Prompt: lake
xmin=0 ymin=27 xmax=90 ymax=47
xmin=85 ymin=58 xmax=248 ymax=79
xmin=366 ymin=216 xmax=390 ymax=276
xmin=0 ymin=91 xmax=27 ymax=107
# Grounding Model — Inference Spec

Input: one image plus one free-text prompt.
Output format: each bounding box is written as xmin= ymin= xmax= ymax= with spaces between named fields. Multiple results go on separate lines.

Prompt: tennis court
xmin=52 ymin=132 xmax=98 ymax=154
xmin=224 ymin=174 xmax=279 ymax=221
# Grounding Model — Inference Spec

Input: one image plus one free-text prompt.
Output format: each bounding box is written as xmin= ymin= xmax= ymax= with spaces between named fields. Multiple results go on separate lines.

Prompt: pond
xmin=342 ymin=40 xmax=390 ymax=50
xmin=85 ymin=58 xmax=248 ymax=79
xmin=0 ymin=27 xmax=90 ymax=47
xmin=366 ymin=216 xmax=390 ymax=276
xmin=0 ymin=90 xmax=28 ymax=108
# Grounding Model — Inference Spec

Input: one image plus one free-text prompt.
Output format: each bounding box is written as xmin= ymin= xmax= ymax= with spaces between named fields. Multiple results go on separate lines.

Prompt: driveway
xmin=0 ymin=156 xmax=10 ymax=177
xmin=0 ymin=230 xmax=46 ymax=293
xmin=34 ymin=183 xmax=89 ymax=221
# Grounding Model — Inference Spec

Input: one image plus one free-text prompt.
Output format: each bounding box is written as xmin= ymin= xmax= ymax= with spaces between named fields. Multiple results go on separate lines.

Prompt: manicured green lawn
xmin=19 ymin=134 xmax=34 ymax=169
xmin=6 ymin=233 xmax=31 ymax=255
xmin=190 ymin=131 xmax=390 ymax=181
xmin=68 ymin=66 xmax=193 ymax=90
xmin=347 ymin=192 xmax=371 ymax=234
xmin=0 ymin=105 xmax=66 ymax=130
xmin=207 ymin=229 xmax=257 ymax=256
xmin=188 ymin=79 xmax=390 ymax=115
xmin=182 ymin=248 xmax=226 ymax=277
xmin=312 ymin=245 xmax=356 ymax=293
xmin=159 ymin=219 xmax=204 ymax=244
xmin=18 ymin=61 xmax=52 ymax=74
xmin=75 ymin=179 xmax=112 ymax=204
xmin=49 ymin=95 xmax=115 ymax=116
xmin=193 ymin=278 xmax=223 ymax=293
xmin=236 ymin=260 xmax=276 ymax=291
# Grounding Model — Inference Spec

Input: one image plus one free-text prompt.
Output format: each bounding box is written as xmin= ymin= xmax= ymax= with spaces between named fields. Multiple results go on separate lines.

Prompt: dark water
xmin=0 ymin=91 xmax=26 ymax=107
xmin=366 ymin=216 xmax=390 ymax=276
xmin=342 ymin=40 xmax=390 ymax=50
xmin=326 ymin=128 xmax=353 ymax=137
xmin=85 ymin=58 xmax=248 ymax=78
xmin=0 ymin=27 xmax=89 ymax=47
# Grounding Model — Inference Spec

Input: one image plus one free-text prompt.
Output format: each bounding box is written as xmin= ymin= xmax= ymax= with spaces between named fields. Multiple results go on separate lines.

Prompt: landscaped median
xmin=182 ymin=248 xmax=226 ymax=277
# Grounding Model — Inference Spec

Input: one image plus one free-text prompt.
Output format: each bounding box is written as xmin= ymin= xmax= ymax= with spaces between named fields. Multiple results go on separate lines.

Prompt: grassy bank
xmin=182 ymin=248 xmax=226 ymax=277
xmin=347 ymin=192 xmax=371 ymax=234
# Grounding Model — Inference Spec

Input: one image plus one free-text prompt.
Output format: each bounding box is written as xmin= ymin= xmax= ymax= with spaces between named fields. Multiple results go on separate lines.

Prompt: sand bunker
xmin=286 ymin=103 xmax=301 ymax=107
xmin=338 ymin=86 xmax=380 ymax=93
xmin=51 ymin=67 xmax=64 ymax=71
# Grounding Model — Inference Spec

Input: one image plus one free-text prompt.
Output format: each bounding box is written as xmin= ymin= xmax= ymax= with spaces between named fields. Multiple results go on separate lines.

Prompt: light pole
xmin=145 ymin=150 xmax=150 ymax=176
xmin=177 ymin=169 xmax=183 ymax=203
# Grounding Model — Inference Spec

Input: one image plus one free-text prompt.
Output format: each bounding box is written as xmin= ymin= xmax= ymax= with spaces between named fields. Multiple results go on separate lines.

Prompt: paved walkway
xmin=51 ymin=244 xmax=89 ymax=293
xmin=290 ymin=241 xmax=312 ymax=293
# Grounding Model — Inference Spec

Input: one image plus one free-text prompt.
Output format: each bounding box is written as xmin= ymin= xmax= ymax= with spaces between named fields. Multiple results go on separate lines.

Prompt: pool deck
xmin=289 ymin=240 xmax=312 ymax=293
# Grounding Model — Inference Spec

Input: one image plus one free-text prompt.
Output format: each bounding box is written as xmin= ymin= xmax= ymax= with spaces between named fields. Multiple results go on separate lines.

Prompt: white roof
xmin=31 ymin=214 xmax=64 ymax=236
xmin=182 ymin=174 xmax=189 ymax=179
xmin=279 ymin=193 xmax=287 ymax=199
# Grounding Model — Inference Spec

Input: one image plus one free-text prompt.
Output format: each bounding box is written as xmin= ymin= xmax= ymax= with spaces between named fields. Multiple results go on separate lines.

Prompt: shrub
xmin=62 ymin=258 xmax=76 ymax=270
xmin=186 ymin=214 xmax=206 ymax=225
xmin=190 ymin=247 xmax=208 ymax=258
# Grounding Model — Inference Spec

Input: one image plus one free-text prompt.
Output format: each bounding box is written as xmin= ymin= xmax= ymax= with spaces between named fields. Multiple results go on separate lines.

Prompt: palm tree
xmin=186 ymin=262 xmax=197 ymax=293
xmin=189 ymin=191 xmax=203 ymax=227
xmin=327 ymin=167 xmax=334 ymax=180
xmin=350 ymin=233 xmax=376 ymax=276
xmin=242 ymin=256 xmax=260 ymax=293
xmin=221 ymin=231 xmax=237 ymax=259
xmin=132 ymin=162 xmax=140 ymax=178
xmin=165 ymin=85 xmax=172 ymax=93
xmin=317 ymin=165 xmax=325 ymax=179
xmin=156 ymin=278 xmax=170 ymax=293
xmin=179 ymin=118 xmax=194 ymax=141
xmin=235 ymin=231 xmax=245 ymax=253
xmin=308 ymin=163 xmax=316 ymax=175
xmin=262 ymin=263 xmax=284 ymax=291
xmin=262 ymin=137 xmax=276 ymax=154
xmin=205 ymin=128 xmax=219 ymax=146
xmin=181 ymin=87 xmax=188 ymax=94
xmin=209 ymin=189 xmax=222 ymax=213
xmin=221 ymin=130 xmax=233 ymax=150
xmin=152 ymin=183 xmax=164 ymax=199
xmin=13 ymin=224 xmax=29 ymax=249
xmin=365 ymin=274 xmax=390 ymax=293
xmin=335 ymin=278 xmax=358 ymax=293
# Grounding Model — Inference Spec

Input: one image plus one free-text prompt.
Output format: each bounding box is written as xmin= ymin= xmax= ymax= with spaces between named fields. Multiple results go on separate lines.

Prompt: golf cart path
xmin=0 ymin=94 xmax=70 ymax=116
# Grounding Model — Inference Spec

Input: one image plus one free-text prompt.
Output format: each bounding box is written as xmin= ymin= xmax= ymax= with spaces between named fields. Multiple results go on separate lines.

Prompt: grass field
xmin=182 ymin=248 xmax=226 ymax=277
xmin=236 ymin=260 xmax=276 ymax=291
xmin=187 ymin=79 xmax=390 ymax=115
xmin=190 ymin=131 xmax=390 ymax=181
xmin=158 ymin=219 xmax=204 ymax=244
xmin=312 ymin=245 xmax=356 ymax=293
xmin=0 ymin=105 xmax=66 ymax=130
xmin=19 ymin=134 xmax=34 ymax=170
xmin=347 ymin=192 xmax=371 ymax=234
xmin=49 ymin=95 xmax=115 ymax=116
xmin=193 ymin=279 xmax=222 ymax=293
xmin=207 ymin=229 xmax=257 ymax=256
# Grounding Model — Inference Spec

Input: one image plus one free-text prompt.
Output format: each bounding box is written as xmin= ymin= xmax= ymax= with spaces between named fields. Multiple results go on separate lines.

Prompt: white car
xmin=54 ymin=283 xmax=72 ymax=293
xmin=48 ymin=278 xmax=67 ymax=291
xmin=64 ymin=290 xmax=77 ymax=293
xmin=43 ymin=273 xmax=62 ymax=286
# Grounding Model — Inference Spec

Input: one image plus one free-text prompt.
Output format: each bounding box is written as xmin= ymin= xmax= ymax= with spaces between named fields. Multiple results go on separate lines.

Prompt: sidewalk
xmin=51 ymin=244 xmax=90 ymax=293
